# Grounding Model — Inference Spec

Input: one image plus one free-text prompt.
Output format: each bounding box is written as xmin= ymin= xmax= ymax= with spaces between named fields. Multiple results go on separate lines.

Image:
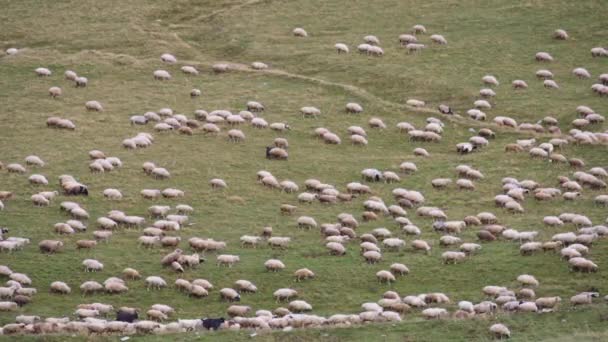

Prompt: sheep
xmin=363 ymin=250 xmax=382 ymax=263
xmin=301 ymin=106 xmax=321 ymax=117
xmin=145 ymin=276 xmax=167 ymax=290
xmin=535 ymin=296 xmax=561 ymax=309
xmin=482 ymin=75 xmax=499 ymax=86
xmin=297 ymin=216 xmax=317 ymax=229
xmin=422 ymin=308 xmax=448 ymax=320
xmin=512 ymin=80 xmax=528 ymax=89
xmin=294 ymin=268 xmax=315 ymax=281
xmin=573 ymin=67 xmax=590 ymax=79
xmin=267 ymin=123 xmax=290 ymax=133
xmin=544 ymin=80 xmax=559 ymax=89
xmin=293 ymin=27 xmax=308 ymax=37
xmin=489 ymin=323 xmax=511 ymax=339
xmin=84 ymin=100 xmax=103 ymax=112
xmin=162 ymin=188 xmax=184 ymax=198
xmin=535 ymin=52 xmax=553 ymax=62
xmin=412 ymin=24 xmax=427 ymax=34
xmin=28 ymin=174 xmax=49 ymax=185
xmin=220 ymin=288 xmax=241 ymax=302
xmin=442 ymin=251 xmax=466 ymax=264
xmin=35 ymin=67 xmax=52 ymax=76
xmin=430 ymin=34 xmax=447 ymax=44
xmin=376 ymin=270 xmax=396 ymax=283
xmin=264 ymin=259 xmax=285 ymax=272
xmin=38 ymin=240 xmax=63 ymax=253
xmin=406 ymin=99 xmax=425 ymax=107
xmin=335 ymin=43 xmax=349 ymax=53
xmin=383 ymin=238 xmax=405 ymax=251
xmin=569 ymin=257 xmax=598 ymax=272
xmin=102 ymin=188 xmax=122 ymax=200
xmin=234 ymin=280 xmax=257 ymax=293
xmin=517 ymin=274 xmax=539 ymax=287
xmin=553 ymin=29 xmax=568 ymax=40
xmin=327 ymin=242 xmax=346 ymax=255
xmin=7 ymin=163 xmax=26 ymax=173
xmin=45 ymin=87 xmax=64 ymax=101
xmin=83 ymin=259 xmax=104 ymax=272
xmin=289 ymin=300 xmax=312 ymax=313
xmin=570 ymin=292 xmax=598 ymax=305
xmin=153 ymin=69 xmax=171 ymax=80
xmin=217 ymin=254 xmax=240 ymax=267
xmin=50 ymin=281 xmax=71 ymax=294
xmin=268 ymin=236 xmax=291 ymax=250
xmin=274 ymin=288 xmax=298 ymax=302
xmin=411 ymin=240 xmax=431 ymax=253
xmin=413 ymin=148 xmax=429 ymax=157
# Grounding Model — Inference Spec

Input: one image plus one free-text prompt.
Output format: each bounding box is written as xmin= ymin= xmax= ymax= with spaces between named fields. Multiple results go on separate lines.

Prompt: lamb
xmin=264 ymin=259 xmax=285 ymax=272
xmin=50 ymin=281 xmax=71 ymax=294
xmin=145 ymin=276 xmax=167 ymax=290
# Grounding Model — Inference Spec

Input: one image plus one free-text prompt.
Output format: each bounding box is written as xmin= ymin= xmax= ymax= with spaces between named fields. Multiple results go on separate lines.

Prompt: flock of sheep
xmin=1 ymin=19 xmax=607 ymax=339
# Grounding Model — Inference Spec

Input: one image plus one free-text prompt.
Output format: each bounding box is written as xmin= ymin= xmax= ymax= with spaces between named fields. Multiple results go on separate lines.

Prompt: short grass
xmin=1 ymin=0 xmax=608 ymax=341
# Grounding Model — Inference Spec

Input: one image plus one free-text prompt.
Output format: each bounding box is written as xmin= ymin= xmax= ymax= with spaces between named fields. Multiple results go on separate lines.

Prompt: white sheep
xmin=181 ymin=65 xmax=198 ymax=75
xmin=482 ymin=75 xmax=499 ymax=86
xmin=535 ymin=52 xmax=554 ymax=62
xmin=217 ymin=254 xmax=240 ymax=267
xmin=265 ymin=259 xmax=285 ymax=272
xmin=573 ymin=67 xmax=590 ymax=79
xmin=103 ymin=188 xmax=123 ymax=200
xmin=50 ymin=281 xmax=71 ymax=294
xmin=153 ymin=70 xmax=171 ymax=80
xmin=293 ymin=28 xmax=308 ymax=37
xmin=35 ymin=67 xmax=51 ymax=76
xmin=335 ymin=43 xmax=349 ymax=53
xmin=430 ymin=34 xmax=447 ymax=44
xmin=48 ymin=86 xmax=62 ymax=98
xmin=489 ymin=323 xmax=511 ymax=339
xmin=85 ymin=100 xmax=103 ymax=111
xmin=251 ymin=61 xmax=268 ymax=70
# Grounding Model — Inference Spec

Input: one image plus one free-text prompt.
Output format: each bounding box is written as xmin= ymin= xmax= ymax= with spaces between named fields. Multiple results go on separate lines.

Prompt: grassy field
xmin=1 ymin=0 xmax=608 ymax=340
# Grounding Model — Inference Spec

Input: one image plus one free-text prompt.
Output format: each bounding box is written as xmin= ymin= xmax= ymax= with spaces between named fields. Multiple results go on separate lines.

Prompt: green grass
xmin=1 ymin=0 xmax=608 ymax=340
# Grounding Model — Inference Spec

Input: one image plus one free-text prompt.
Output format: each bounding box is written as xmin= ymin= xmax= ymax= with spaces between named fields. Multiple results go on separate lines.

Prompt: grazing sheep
xmin=442 ymin=251 xmax=466 ymax=264
xmin=251 ymin=61 xmax=268 ymax=70
xmin=35 ymin=67 xmax=51 ymax=76
xmin=376 ymin=270 xmax=396 ymax=283
xmin=220 ymin=288 xmax=241 ymax=302
xmin=490 ymin=323 xmax=511 ymax=339
xmin=422 ymin=308 xmax=448 ymax=320
xmin=482 ymin=75 xmax=499 ymax=86
xmin=48 ymin=86 xmax=62 ymax=98
xmin=573 ymin=67 xmax=590 ymax=79
xmin=512 ymin=80 xmax=528 ymax=89
xmin=535 ymin=52 xmax=553 ymax=62
xmin=181 ymin=65 xmax=199 ymax=75
xmin=293 ymin=28 xmax=308 ymax=37
xmin=217 ymin=254 xmax=240 ymax=267
xmin=294 ymin=268 xmax=315 ymax=281
xmin=85 ymin=100 xmax=103 ymax=111
xmin=50 ymin=281 xmax=71 ymax=294
xmin=430 ymin=34 xmax=447 ymax=44
xmin=335 ymin=43 xmax=349 ymax=53
xmin=153 ymin=70 xmax=171 ymax=80
xmin=264 ymin=259 xmax=285 ymax=272
xmin=145 ymin=276 xmax=167 ymax=290
xmin=38 ymin=240 xmax=63 ymax=253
